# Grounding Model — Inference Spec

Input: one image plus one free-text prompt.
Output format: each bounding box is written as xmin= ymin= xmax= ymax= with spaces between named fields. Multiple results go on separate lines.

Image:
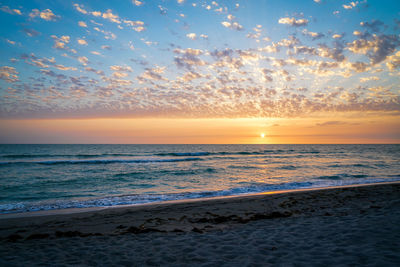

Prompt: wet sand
xmin=1 ymin=182 xmax=399 ymax=266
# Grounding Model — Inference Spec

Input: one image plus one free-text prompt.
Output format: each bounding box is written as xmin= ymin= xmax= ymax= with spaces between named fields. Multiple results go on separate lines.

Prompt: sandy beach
xmin=0 ymin=182 xmax=399 ymax=266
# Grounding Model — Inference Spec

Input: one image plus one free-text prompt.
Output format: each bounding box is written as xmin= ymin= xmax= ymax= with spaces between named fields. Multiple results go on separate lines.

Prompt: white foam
xmin=2 ymin=177 xmax=399 ymax=215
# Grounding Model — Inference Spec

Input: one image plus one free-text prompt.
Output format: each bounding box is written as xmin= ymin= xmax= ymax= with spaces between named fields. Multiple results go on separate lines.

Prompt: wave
xmin=113 ymin=167 xmax=217 ymax=179
xmin=155 ymin=152 xmax=211 ymax=157
xmin=75 ymin=153 xmax=142 ymax=158
xmin=155 ymin=149 xmax=317 ymax=157
xmin=1 ymin=177 xmax=399 ymax=214
xmin=276 ymin=165 xmax=298 ymax=170
xmin=328 ymin=163 xmax=377 ymax=169
xmin=1 ymin=154 xmax=66 ymax=159
xmin=1 ymin=153 xmax=142 ymax=159
xmin=1 ymin=149 xmax=327 ymax=161
xmin=315 ymin=173 xmax=369 ymax=180
xmin=0 ymin=157 xmax=203 ymax=166
xmin=227 ymin=165 xmax=261 ymax=170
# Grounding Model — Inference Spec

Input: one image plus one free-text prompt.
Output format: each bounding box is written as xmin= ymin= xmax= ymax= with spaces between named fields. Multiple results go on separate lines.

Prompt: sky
xmin=0 ymin=0 xmax=399 ymax=144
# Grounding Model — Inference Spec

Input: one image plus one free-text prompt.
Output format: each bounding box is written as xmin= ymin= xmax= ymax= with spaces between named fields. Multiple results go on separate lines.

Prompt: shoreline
xmin=0 ymin=181 xmax=399 ymax=236
xmin=1 ymin=181 xmax=399 ymax=265
xmin=1 ymin=180 xmax=399 ymax=219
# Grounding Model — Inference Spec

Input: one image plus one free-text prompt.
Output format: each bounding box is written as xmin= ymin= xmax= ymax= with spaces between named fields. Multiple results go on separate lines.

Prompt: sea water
xmin=0 ymin=144 xmax=399 ymax=214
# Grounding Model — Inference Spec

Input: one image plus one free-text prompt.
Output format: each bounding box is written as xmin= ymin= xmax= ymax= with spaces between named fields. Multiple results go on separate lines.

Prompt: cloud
xmin=30 ymin=58 xmax=49 ymax=68
xmin=73 ymin=4 xmax=146 ymax=34
xmin=221 ymin=21 xmax=231 ymax=28
xmin=180 ymin=71 xmax=203 ymax=82
xmin=385 ymin=50 xmax=400 ymax=71
xmin=53 ymin=41 xmax=66 ymax=49
xmin=360 ymin=20 xmax=384 ymax=33
xmin=278 ymin=17 xmax=308 ymax=27
xmin=90 ymin=20 xmax=102 ymax=26
xmin=292 ymin=46 xmax=317 ymax=55
xmin=92 ymin=11 xmax=102 ymax=17
xmin=174 ymin=48 xmax=204 ymax=56
xmin=73 ymin=3 xmax=88 ymax=14
xmin=77 ymin=39 xmax=88 ymax=45
xmin=260 ymin=43 xmax=279 ymax=53
xmin=85 ymin=67 xmax=104 ymax=76
xmin=174 ymin=56 xmax=206 ymax=69
xmin=20 ymin=53 xmax=57 ymax=70
xmin=109 ymin=65 xmax=133 ymax=79
xmin=102 ymin=9 xmax=120 ymax=24
xmin=23 ymin=28 xmax=40 ymax=37
xmin=210 ymin=48 xmax=234 ymax=59
xmin=29 ymin=9 xmax=59 ymax=21
xmin=360 ymin=76 xmax=380 ymax=82
xmin=78 ymin=56 xmax=89 ymax=65
xmin=1 ymin=6 xmax=22 ymax=15
xmin=51 ymin=35 xmax=70 ymax=50
xmin=316 ymin=121 xmax=347 ymax=126
xmin=278 ymin=69 xmax=292 ymax=81
xmin=54 ymin=64 xmax=77 ymax=71
xmin=302 ymin=29 xmax=324 ymax=40
xmin=6 ymin=39 xmax=16 ymax=45
xmin=78 ymin=21 xmax=87 ymax=27
xmin=101 ymin=76 xmax=132 ymax=87
xmin=110 ymin=65 xmax=133 ymax=72
xmin=73 ymin=4 xmax=119 ymax=25
xmin=238 ymin=50 xmax=263 ymax=62
xmin=158 ymin=5 xmax=167 ymax=15
xmin=124 ymin=20 xmax=146 ymax=32
xmin=133 ymin=0 xmax=144 ymax=6
xmin=112 ymin=72 xmax=129 ymax=78
xmin=141 ymin=39 xmax=157 ymax=46
xmin=40 ymin=69 xmax=67 ymax=80
xmin=0 ymin=66 xmax=19 ymax=82
xmin=221 ymin=21 xmax=243 ymax=31
xmin=348 ymin=61 xmax=369 ymax=72
xmin=59 ymin=36 xmax=70 ymax=43
xmin=261 ymin=68 xmax=273 ymax=82
xmin=347 ymin=34 xmax=400 ymax=64
xmin=246 ymin=25 xmax=263 ymax=40
xmin=318 ymin=45 xmax=345 ymax=62
xmin=40 ymin=9 xmax=59 ymax=21
xmin=2 ymin=0 xmax=399 ymax=120
xmin=343 ymin=1 xmax=359 ymax=9
xmin=174 ymin=49 xmax=207 ymax=69
xmin=94 ymin=27 xmax=116 ymax=40
xmin=138 ymin=67 xmax=167 ymax=81
xmin=276 ymin=36 xmax=300 ymax=49
xmin=91 ymin=51 xmax=102 ymax=56
xmin=186 ymin=33 xmax=197 ymax=40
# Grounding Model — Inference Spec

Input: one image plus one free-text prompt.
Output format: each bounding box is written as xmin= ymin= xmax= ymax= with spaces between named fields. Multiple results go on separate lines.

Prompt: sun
xmin=260 ymin=133 xmax=265 ymax=138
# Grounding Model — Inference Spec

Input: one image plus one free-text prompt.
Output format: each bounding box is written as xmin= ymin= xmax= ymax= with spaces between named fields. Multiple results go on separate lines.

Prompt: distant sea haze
xmin=0 ymin=144 xmax=399 ymax=214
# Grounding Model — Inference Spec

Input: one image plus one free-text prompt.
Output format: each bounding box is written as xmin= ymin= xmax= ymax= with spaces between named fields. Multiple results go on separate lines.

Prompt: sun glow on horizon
xmin=0 ymin=116 xmax=398 ymax=144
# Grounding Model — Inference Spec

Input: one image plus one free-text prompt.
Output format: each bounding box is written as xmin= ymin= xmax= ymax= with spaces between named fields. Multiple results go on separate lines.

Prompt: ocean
xmin=0 ymin=144 xmax=399 ymax=214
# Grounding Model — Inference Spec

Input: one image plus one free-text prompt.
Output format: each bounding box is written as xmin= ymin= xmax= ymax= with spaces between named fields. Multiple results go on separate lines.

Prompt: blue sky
xmin=0 ymin=0 xmax=399 ymax=119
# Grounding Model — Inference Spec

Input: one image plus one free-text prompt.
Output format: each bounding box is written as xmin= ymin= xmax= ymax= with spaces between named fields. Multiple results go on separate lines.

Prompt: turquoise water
xmin=0 ymin=144 xmax=399 ymax=214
